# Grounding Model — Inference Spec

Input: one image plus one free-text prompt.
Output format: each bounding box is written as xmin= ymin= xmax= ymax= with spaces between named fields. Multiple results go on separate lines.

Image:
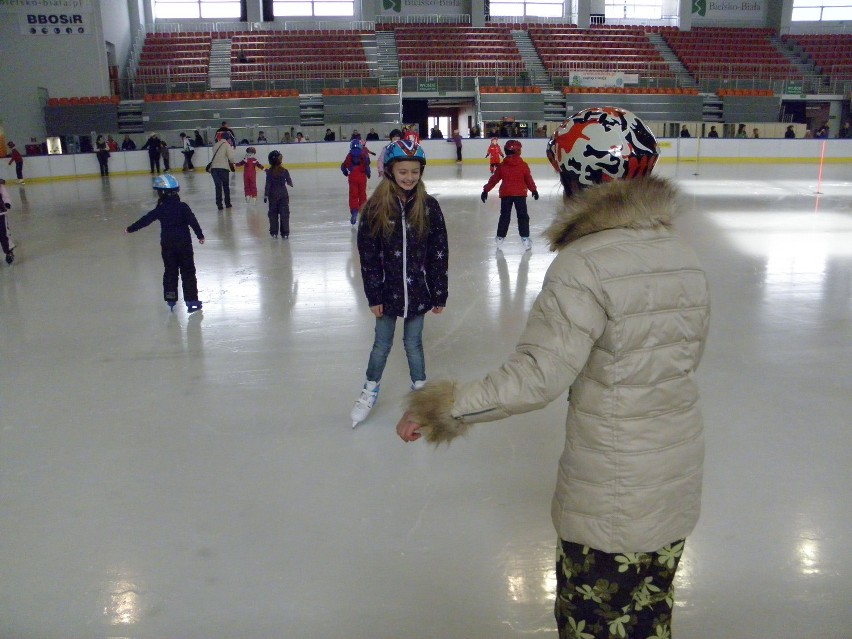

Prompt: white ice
xmin=1 ymin=161 xmax=850 ymax=638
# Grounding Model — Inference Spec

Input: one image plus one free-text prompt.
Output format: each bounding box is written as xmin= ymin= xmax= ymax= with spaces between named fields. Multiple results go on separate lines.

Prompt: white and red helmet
xmin=546 ymin=107 xmax=659 ymax=194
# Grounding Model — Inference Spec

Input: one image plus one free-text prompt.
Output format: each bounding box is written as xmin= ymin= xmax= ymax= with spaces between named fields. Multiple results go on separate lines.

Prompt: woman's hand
xmin=370 ymin=304 xmax=383 ymax=318
xmin=396 ymin=411 xmax=423 ymax=442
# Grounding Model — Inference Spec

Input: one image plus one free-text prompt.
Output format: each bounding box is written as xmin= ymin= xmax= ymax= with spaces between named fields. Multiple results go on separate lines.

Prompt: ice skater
xmin=396 ymin=107 xmax=709 ymax=639
xmin=7 ymin=142 xmax=24 ymax=184
xmin=350 ymin=139 xmax=449 ymax=428
xmin=484 ymin=136 xmax=504 ymax=174
xmin=481 ymin=139 xmax=538 ymax=251
xmin=263 ymin=150 xmax=293 ymax=238
xmin=125 ymin=175 xmax=205 ymax=312
xmin=236 ymin=146 xmax=265 ymax=203
xmin=0 ymin=178 xmax=15 ymax=264
xmin=341 ymin=138 xmax=371 ymax=225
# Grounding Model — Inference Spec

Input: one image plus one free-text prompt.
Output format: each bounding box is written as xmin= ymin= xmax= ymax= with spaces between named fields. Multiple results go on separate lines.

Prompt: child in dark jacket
xmin=341 ymin=139 xmax=371 ymax=225
xmin=236 ymin=147 xmax=265 ymax=204
xmin=481 ymin=139 xmax=538 ymax=251
xmin=0 ymin=179 xmax=15 ymax=264
xmin=125 ymin=175 xmax=205 ymax=312
xmin=350 ymin=139 xmax=449 ymax=428
xmin=264 ymin=150 xmax=294 ymax=238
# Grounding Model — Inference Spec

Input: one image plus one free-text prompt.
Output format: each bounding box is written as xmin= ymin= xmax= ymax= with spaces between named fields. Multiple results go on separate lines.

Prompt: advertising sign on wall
xmin=379 ymin=0 xmax=468 ymax=18
xmin=691 ymin=0 xmax=766 ymax=24
xmin=569 ymin=72 xmax=639 ymax=87
xmin=0 ymin=0 xmax=94 ymax=36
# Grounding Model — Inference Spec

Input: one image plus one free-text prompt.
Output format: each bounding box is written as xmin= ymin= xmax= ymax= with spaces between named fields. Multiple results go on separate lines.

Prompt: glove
xmin=480 ymin=191 xmax=488 ymax=203
xmin=263 ymin=197 xmax=267 ymax=204
xmin=531 ymin=191 xmax=539 ymax=200
xmin=341 ymin=167 xmax=349 ymax=176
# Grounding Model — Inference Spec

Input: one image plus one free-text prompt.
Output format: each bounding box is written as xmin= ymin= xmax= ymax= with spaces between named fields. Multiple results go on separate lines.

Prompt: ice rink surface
xmin=1 ymin=160 xmax=850 ymax=638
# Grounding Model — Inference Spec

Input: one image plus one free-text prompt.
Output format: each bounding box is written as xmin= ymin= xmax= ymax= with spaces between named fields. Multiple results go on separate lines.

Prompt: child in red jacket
xmin=484 ymin=137 xmax=504 ymax=174
xmin=7 ymin=142 xmax=24 ymax=184
xmin=341 ymin=139 xmax=371 ymax=225
xmin=236 ymin=147 xmax=265 ymax=204
xmin=481 ymin=139 xmax=538 ymax=251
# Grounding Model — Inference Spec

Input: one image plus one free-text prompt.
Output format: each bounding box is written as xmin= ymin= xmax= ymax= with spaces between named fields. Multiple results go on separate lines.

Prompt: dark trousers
xmin=97 ymin=151 xmax=110 ymax=176
xmin=555 ymin=538 xmax=684 ymax=639
xmin=13 ymin=161 xmax=23 ymax=180
xmin=161 ymin=242 xmax=198 ymax=303
xmin=182 ymin=150 xmax=195 ymax=170
xmin=0 ymin=213 xmax=10 ymax=255
xmin=211 ymin=168 xmax=231 ymax=209
xmin=455 ymin=146 xmax=462 ymax=162
xmin=268 ymin=197 xmax=291 ymax=236
xmin=148 ymin=152 xmax=161 ymax=173
xmin=497 ymin=196 xmax=529 ymax=238
xmin=161 ymin=152 xmax=170 ymax=172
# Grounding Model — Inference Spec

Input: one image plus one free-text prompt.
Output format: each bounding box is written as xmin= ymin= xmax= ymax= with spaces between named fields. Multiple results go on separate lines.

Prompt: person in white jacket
xmin=209 ymin=131 xmax=237 ymax=210
xmin=397 ymin=107 xmax=711 ymax=639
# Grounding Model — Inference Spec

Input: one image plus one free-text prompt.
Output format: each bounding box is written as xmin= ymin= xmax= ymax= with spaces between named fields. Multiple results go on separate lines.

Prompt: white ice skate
xmin=351 ymin=380 xmax=379 ymax=428
xmin=521 ymin=237 xmax=532 ymax=252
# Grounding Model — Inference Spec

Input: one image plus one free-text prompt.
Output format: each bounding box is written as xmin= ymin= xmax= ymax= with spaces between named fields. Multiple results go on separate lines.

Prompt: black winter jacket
xmin=357 ymin=194 xmax=449 ymax=318
xmin=126 ymin=196 xmax=204 ymax=246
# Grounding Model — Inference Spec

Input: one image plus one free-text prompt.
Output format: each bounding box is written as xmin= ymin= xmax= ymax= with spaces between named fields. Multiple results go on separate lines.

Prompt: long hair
xmin=361 ymin=176 xmax=429 ymax=239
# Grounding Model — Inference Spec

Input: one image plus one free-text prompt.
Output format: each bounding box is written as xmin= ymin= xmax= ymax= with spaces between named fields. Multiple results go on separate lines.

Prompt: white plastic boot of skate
xmin=351 ymin=380 xmax=379 ymax=428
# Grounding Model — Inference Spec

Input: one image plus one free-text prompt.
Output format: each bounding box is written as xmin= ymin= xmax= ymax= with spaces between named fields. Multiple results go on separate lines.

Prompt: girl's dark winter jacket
xmin=357 ymin=194 xmax=449 ymax=318
xmin=126 ymin=197 xmax=204 ymax=246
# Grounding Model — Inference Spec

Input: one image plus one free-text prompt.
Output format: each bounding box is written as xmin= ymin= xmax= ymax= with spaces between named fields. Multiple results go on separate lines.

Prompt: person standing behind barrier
xmin=735 ymin=124 xmax=748 ymax=139
xmin=209 ymin=131 xmax=236 ymax=211
xmin=785 ymin=125 xmax=796 ymax=139
xmin=341 ymin=138 xmax=371 ymax=226
xmin=121 ymin=135 xmax=136 ymax=151
xmin=264 ymin=150 xmax=294 ymax=238
xmin=707 ymin=125 xmax=719 ymax=138
xmin=193 ymin=129 xmax=206 ymax=148
xmin=481 ymin=139 xmax=538 ymax=252
xmin=179 ymin=132 xmax=195 ymax=171
xmin=142 ymin=133 xmax=162 ymax=174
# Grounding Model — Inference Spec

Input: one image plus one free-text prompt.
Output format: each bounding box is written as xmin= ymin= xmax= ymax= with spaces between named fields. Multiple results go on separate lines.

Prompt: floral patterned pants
xmin=555 ymin=538 xmax=685 ymax=639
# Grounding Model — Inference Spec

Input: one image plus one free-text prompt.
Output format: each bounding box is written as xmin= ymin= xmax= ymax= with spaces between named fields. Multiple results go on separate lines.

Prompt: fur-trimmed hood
xmin=545 ymin=175 xmax=680 ymax=251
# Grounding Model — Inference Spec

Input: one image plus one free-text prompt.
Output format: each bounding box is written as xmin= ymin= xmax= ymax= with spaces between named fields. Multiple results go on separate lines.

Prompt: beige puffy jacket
xmin=407 ymin=176 xmax=711 ymax=553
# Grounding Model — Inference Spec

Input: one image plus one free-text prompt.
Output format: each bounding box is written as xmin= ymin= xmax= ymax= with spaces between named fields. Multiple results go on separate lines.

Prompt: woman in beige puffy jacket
xmin=397 ymin=108 xmax=711 ymax=639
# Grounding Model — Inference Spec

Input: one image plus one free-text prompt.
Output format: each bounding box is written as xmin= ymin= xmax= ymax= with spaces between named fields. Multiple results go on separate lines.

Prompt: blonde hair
xmin=361 ymin=173 xmax=429 ymax=239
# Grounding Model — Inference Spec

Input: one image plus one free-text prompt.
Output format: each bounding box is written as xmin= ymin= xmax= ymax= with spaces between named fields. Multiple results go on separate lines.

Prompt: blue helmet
xmin=382 ymin=139 xmax=426 ymax=178
xmin=152 ymin=174 xmax=180 ymax=192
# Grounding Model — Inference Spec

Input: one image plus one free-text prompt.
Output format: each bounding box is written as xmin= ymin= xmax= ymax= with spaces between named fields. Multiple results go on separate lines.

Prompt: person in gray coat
xmin=397 ymin=107 xmax=710 ymax=639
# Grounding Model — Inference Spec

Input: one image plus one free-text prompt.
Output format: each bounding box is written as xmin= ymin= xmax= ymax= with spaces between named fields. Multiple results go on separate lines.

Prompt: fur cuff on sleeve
xmin=404 ymin=379 xmax=471 ymax=444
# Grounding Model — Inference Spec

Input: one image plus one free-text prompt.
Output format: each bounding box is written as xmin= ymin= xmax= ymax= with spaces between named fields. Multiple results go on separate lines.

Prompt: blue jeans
xmin=365 ymin=313 xmax=425 ymax=384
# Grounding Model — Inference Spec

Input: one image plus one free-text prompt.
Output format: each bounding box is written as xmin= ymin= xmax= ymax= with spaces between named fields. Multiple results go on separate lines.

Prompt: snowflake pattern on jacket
xmin=357 ymin=194 xmax=448 ymax=318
